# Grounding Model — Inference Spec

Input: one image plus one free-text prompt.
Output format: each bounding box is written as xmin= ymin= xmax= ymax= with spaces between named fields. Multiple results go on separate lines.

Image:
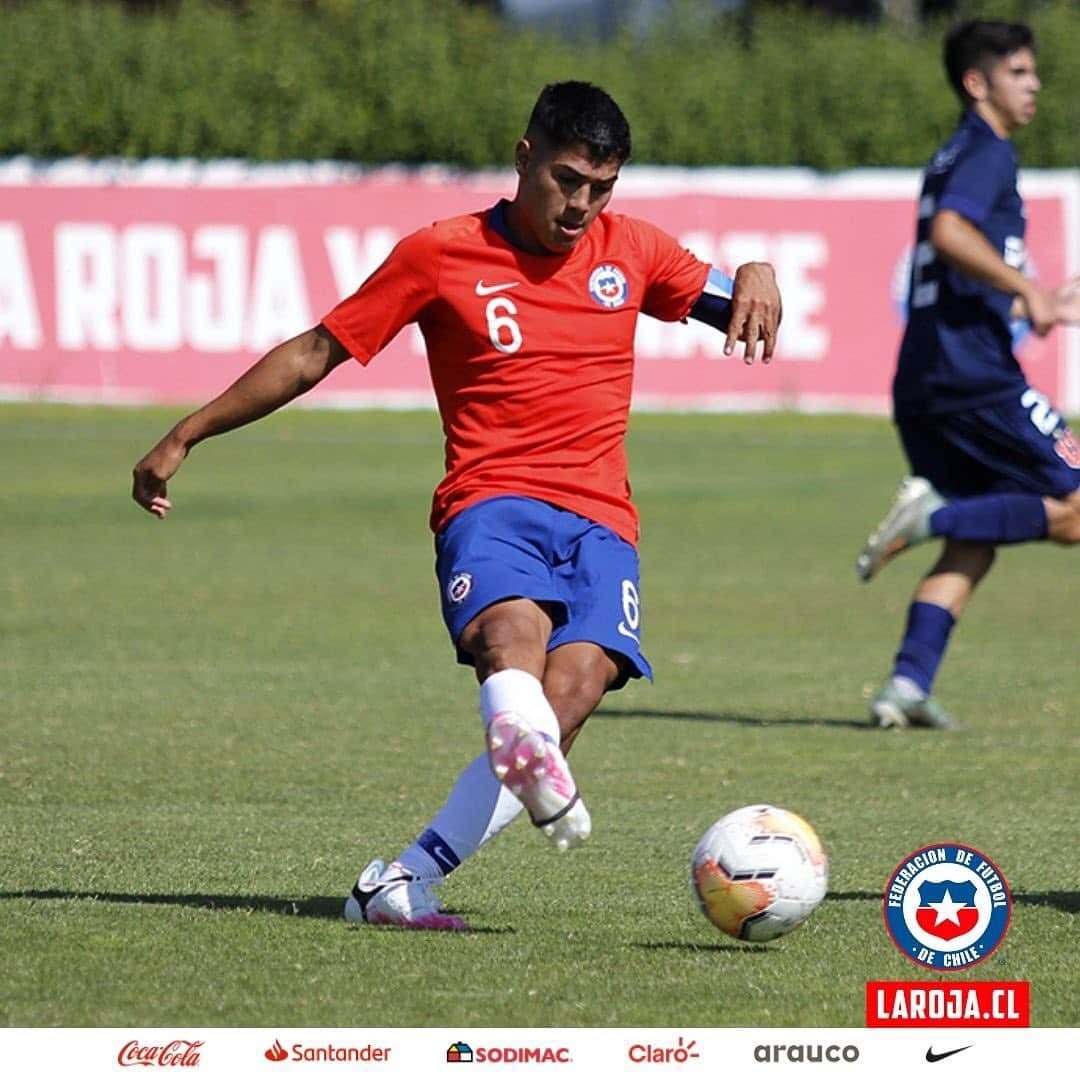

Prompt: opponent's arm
xmin=1012 ymin=274 xmax=1080 ymax=327
xmin=1050 ymin=276 xmax=1080 ymax=325
xmin=132 ymin=324 xmax=350 ymax=518
xmin=930 ymin=209 xmax=1056 ymax=335
xmin=689 ymin=262 xmax=782 ymax=363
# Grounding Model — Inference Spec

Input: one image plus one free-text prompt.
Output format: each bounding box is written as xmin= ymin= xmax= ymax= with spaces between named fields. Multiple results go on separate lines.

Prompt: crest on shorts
xmin=446 ymin=572 xmax=472 ymax=605
xmin=588 ymin=264 xmax=629 ymax=309
xmin=1054 ymin=428 xmax=1080 ymax=468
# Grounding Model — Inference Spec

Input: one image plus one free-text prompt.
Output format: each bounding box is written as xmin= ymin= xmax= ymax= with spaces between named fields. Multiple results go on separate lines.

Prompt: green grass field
xmin=1 ymin=403 xmax=1077 ymax=1028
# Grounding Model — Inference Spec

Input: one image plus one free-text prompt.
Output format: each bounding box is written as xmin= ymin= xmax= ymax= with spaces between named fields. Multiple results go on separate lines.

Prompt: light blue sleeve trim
xmin=703 ymin=266 xmax=734 ymax=298
xmin=689 ymin=265 xmax=734 ymax=331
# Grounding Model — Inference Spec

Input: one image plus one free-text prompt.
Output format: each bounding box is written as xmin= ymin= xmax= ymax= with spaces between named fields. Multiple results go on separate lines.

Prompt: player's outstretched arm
xmin=726 ymin=262 xmax=782 ymax=364
xmin=1011 ymin=275 xmax=1080 ymax=328
xmin=131 ymin=325 xmax=350 ymax=518
xmin=1051 ymin=275 xmax=1080 ymax=326
xmin=930 ymin=210 xmax=1055 ymax=336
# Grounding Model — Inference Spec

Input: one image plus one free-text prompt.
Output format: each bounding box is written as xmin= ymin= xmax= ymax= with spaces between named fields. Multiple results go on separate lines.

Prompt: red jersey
xmin=322 ymin=203 xmax=709 ymax=545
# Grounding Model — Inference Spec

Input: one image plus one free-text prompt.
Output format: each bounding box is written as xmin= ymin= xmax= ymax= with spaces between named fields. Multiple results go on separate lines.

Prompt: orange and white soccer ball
xmin=691 ymin=804 xmax=828 ymax=941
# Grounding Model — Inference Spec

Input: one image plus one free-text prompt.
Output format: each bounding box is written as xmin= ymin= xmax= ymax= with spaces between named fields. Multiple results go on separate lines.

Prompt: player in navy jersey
xmin=856 ymin=20 xmax=1080 ymax=730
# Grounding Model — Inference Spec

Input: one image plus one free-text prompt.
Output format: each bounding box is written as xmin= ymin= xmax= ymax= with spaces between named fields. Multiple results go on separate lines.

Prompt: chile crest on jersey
xmin=883 ymin=843 xmax=1012 ymax=971
xmin=588 ymin=263 xmax=629 ymax=309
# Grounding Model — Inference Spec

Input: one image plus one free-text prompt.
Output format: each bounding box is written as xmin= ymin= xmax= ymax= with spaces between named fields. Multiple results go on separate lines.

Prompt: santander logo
xmin=265 ymin=1040 xmax=288 ymax=1062
xmin=262 ymin=1038 xmax=393 ymax=1064
xmin=117 ymin=1039 xmax=203 ymax=1067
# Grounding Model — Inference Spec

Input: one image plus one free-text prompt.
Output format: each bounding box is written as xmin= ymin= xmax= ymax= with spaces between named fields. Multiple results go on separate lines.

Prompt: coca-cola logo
xmin=117 ymin=1039 xmax=204 ymax=1067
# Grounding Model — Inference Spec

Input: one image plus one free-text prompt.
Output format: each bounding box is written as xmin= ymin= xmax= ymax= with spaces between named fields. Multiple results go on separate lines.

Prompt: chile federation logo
xmin=883 ymin=843 xmax=1011 ymax=971
xmin=588 ymin=264 xmax=629 ymax=309
xmin=446 ymin=572 xmax=472 ymax=606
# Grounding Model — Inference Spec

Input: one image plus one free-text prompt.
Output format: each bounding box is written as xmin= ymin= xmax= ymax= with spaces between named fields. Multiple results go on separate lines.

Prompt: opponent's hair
xmin=525 ymin=81 xmax=631 ymax=164
xmin=944 ymin=20 xmax=1035 ymax=105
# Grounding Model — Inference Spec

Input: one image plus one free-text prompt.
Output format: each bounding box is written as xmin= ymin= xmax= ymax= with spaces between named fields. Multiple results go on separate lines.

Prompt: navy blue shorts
xmin=898 ymin=387 xmax=1080 ymax=500
xmin=435 ymin=496 xmax=652 ymax=688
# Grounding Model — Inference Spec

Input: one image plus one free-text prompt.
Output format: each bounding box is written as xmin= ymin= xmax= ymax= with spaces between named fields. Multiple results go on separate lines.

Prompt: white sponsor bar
xmin=0 ymin=1026 xmax=1073 ymax=1078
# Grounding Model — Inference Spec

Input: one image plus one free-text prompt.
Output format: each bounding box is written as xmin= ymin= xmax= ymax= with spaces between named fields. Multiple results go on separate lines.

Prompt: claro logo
xmin=117 ymin=1040 xmax=204 ymax=1067
xmin=628 ymin=1037 xmax=700 ymax=1064
xmin=755 ymin=1044 xmax=860 ymax=1064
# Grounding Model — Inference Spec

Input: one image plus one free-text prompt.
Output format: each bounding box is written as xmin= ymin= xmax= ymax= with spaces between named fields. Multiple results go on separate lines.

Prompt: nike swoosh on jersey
xmin=475 ymin=280 xmax=521 ymax=296
xmin=925 ymin=1046 xmax=972 ymax=1063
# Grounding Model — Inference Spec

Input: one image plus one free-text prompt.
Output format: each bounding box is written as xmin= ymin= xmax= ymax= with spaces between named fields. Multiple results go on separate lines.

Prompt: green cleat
xmin=856 ymin=476 xmax=946 ymax=582
xmin=870 ymin=677 xmax=963 ymax=731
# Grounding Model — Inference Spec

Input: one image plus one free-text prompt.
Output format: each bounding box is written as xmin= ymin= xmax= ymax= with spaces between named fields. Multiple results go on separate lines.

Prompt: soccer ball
xmin=691 ymin=804 xmax=828 ymax=942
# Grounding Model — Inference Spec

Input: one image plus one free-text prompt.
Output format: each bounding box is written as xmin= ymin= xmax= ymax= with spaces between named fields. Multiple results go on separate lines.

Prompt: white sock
xmin=892 ymin=675 xmax=926 ymax=699
xmin=393 ymin=669 xmax=559 ymax=880
xmin=396 ymin=755 xmax=523 ymax=879
xmin=479 ymin=668 xmax=560 ymax=744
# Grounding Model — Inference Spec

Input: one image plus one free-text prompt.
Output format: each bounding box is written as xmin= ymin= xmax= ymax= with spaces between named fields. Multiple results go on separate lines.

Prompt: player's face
xmin=509 ymin=138 xmax=621 ymax=255
xmin=969 ymin=47 xmax=1040 ymax=135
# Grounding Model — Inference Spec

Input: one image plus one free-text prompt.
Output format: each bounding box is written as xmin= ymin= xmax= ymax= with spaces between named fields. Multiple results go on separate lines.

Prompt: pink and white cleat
xmin=343 ymin=859 xmax=468 ymax=931
xmin=486 ymin=711 xmax=591 ymax=851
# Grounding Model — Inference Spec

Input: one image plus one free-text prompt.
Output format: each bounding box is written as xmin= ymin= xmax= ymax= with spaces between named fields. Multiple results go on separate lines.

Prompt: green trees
xmin=1 ymin=0 xmax=1074 ymax=167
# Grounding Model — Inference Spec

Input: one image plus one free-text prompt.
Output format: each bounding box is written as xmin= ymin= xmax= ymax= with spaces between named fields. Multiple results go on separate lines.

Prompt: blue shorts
xmin=898 ymin=388 xmax=1080 ymax=500
xmin=435 ymin=496 xmax=652 ymax=689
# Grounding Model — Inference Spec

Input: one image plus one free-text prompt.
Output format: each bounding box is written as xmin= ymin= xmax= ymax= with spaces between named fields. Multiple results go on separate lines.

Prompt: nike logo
xmin=431 ymin=844 xmax=458 ymax=871
xmin=926 ymin=1046 xmax=972 ymax=1063
xmin=475 ymin=280 xmax=520 ymax=296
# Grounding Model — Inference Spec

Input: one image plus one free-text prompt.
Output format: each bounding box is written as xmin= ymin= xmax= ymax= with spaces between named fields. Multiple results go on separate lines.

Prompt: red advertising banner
xmin=1 ymin=165 xmax=1076 ymax=412
xmin=866 ymin=980 xmax=1030 ymax=1028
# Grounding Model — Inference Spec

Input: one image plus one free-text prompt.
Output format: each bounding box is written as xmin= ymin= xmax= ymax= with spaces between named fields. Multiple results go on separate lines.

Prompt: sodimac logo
xmin=117 ymin=1039 xmax=204 ymax=1067
xmin=446 ymin=1041 xmax=572 ymax=1064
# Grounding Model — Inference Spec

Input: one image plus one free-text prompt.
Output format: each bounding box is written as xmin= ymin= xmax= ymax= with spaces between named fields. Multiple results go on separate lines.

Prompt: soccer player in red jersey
xmin=133 ymin=82 xmax=781 ymax=929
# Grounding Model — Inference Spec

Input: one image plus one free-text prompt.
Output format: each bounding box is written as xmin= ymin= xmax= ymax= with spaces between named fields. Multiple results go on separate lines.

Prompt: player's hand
xmin=1052 ymin=275 xmax=1080 ymax=326
xmin=727 ymin=262 xmax=782 ymax=363
xmin=132 ymin=435 xmax=187 ymax=519
xmin=1017 ymin=282 xmax=1057 ymax=337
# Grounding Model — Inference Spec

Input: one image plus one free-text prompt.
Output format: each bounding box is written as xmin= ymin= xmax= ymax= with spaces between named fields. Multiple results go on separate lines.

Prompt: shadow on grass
xmin=596 ymin=707 xmax=870 ymax=730
xmin=5 ymin=889 xmax=1075 ymax=921
xmin=1008 ymin=891 xmax=1080 ymax=914
xmin=829 ymin=890 xmax=1080 ymax=914
xmin=633 ymin=940 xmax=771 ymax=954
xmin=637 ymin=890 xmax=1080 ymax=952
xmin=0 ymin=890 xmax=512 ymax=931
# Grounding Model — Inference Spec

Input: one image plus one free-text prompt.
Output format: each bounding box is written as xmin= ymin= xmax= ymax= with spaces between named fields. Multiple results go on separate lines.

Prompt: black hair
xmin=525 ymin=81 xmax=631 ymax=164
xmin=944 ymin=20 xmax=1035 ymax=105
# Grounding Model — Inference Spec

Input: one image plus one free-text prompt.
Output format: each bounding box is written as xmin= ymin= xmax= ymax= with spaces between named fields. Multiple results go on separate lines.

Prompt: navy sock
xmin=416 ymin=828 xmax=461 ymax=876
xmin=930 ymin=494 xmax=1047 ymax=544
xmin=893 ymin=602 xmax=955 ymax=694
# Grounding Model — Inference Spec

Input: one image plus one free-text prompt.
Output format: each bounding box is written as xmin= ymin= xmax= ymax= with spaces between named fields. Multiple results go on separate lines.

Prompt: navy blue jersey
xmin=894 ymin=111 xmax=1028 ymax=417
